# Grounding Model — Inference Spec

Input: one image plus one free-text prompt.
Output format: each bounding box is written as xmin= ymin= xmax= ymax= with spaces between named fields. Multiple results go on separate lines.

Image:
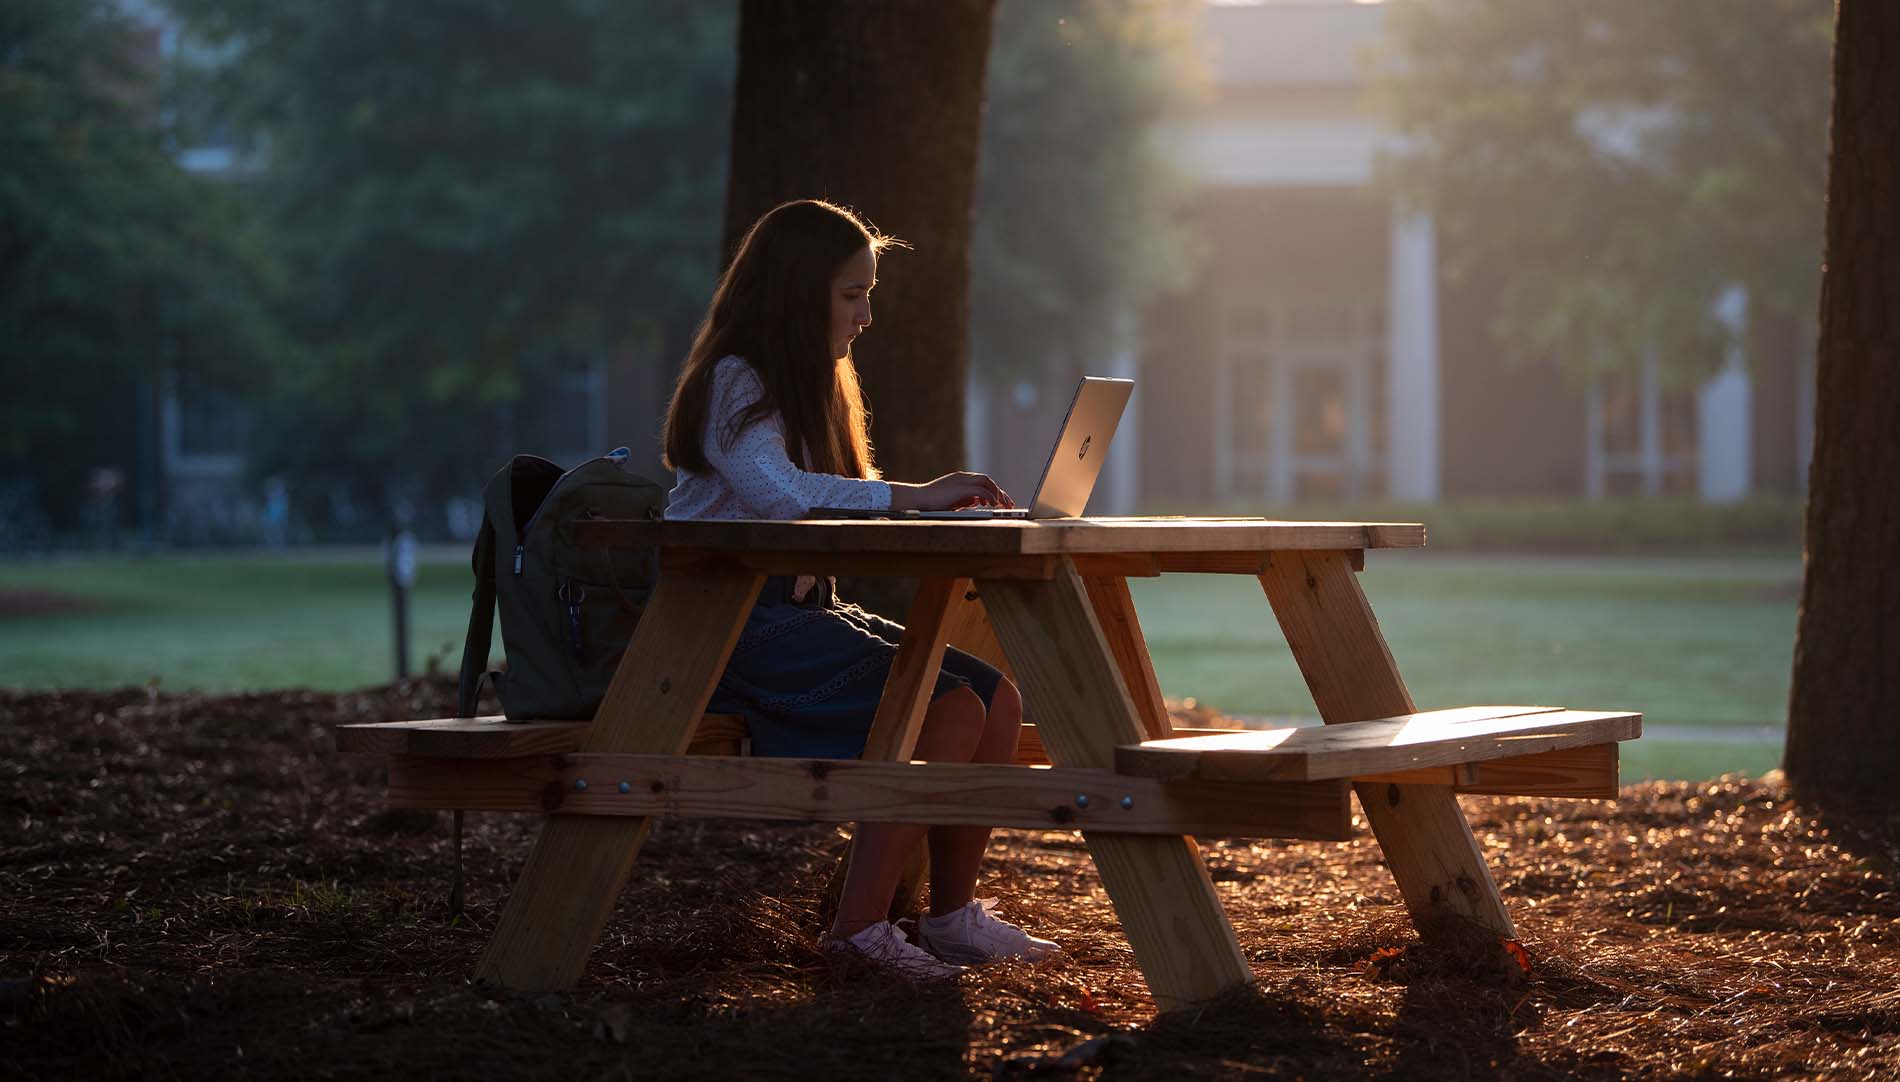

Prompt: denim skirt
xmin=706 ymin=576 xmax=1004 ymax=759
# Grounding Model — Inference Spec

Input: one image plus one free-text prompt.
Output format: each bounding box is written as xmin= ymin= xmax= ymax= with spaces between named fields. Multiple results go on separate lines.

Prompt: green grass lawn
xmin=0 ymin=548 xmax=1798 ymax=780
xmin=0 ymin=548 xmax=480 ymax=692
xmin=1130 ymin=552 xmax=1798 ymax=782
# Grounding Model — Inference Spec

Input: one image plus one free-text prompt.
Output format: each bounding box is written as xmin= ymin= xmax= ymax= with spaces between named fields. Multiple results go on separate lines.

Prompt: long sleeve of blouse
xmin=694 ymin=357 xmax=892 ymax=520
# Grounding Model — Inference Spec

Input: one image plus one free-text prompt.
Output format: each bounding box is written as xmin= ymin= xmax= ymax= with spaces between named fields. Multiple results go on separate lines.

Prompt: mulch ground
xmin=2 ymin=679 xmax=1895 ymax=1080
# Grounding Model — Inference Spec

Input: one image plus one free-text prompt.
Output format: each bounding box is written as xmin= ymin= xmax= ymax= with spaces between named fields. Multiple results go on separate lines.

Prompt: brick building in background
xmin=971 ymin=0 xmax=1814 ymax=513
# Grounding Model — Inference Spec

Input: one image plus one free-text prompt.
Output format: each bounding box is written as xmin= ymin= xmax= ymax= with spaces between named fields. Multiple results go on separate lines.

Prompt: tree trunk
xmin=723 ymin=3 xmax=996 ymax=916
xmin=1781 ymin=0 xmax=1900 ymax=807
xmin=722 ymin=0 xmax=996 ymax=488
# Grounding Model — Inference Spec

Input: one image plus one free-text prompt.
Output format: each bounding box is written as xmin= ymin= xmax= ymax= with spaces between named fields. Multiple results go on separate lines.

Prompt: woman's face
xmin=829 ymin=246 xmax=876 ymax=361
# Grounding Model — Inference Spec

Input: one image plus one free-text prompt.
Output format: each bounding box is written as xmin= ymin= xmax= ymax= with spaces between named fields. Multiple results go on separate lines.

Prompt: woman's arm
xmin=706 ymin=359 xmax=1013 ymax=518
xmin=887 ymin=473 xmax=1014 ymax=512
xmin=707 ymin=413 xmax=892 ymax=519
xmin=704 ymin=363 xmax=891 ymax=518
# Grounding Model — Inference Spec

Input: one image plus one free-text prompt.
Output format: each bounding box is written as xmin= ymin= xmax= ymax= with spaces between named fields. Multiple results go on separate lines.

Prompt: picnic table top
xmin=567 ymin=516 xmax=1426 ymax=557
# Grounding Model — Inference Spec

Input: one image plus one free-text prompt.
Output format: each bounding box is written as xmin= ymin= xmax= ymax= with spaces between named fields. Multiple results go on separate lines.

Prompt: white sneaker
xmin=915 ymin=899 xmax=1059 ymax=965
xmin=824 ymin=921 xmax=967 ymax=982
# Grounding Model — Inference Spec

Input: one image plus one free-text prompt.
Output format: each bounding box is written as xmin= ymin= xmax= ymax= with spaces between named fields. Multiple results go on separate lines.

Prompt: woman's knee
xmin=989 ymin=677 xmax=1022 ymax=725
xmin=971 ymin=677 xmax=1023 ymax=763
xmin=913 ymin=685 xmax=987 ymax=761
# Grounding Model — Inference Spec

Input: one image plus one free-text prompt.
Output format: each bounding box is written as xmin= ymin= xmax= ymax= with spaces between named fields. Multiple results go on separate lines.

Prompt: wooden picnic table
xmin=465 ymin=517 xmax=1639 ymax=1010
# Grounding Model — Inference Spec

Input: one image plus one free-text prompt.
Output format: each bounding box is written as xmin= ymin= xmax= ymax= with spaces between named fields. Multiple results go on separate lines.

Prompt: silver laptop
xmin=812 ymin=376 xmax=1133 ymax=521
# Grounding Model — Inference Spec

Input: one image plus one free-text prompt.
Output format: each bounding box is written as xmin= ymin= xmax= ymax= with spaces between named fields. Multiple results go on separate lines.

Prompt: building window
xmin=1586 ymin=352 xmax=1698 ymax=498
xmin=1213 ymin=294 xmax=1385 ymax=503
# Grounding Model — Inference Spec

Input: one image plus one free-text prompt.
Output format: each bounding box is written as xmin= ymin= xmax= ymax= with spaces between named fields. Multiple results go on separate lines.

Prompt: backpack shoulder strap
xmin=457 ymin=515 xmax=498 ymax=718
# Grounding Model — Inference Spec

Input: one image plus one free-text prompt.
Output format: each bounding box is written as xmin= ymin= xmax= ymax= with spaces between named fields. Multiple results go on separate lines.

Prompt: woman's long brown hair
xmin=662 ymin=200 xmax=903 ymax=480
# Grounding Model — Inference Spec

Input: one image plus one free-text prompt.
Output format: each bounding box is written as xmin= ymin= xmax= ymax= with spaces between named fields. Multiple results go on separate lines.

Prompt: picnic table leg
xmin=858 ymin=577 xmax=971 ymax=762
xmin=943 ymin=584 xmax=1015 ymax=679
xmin=1256 ymin=549 xmax=1515 ymax=938
xmin=475 ymin=566 xmax=763 ymax=990
xmin=822 ymin=577 xmax=968 ymax=922
xmin=982 ymin=560 xmax=1253 ymax=1011
xmin=1081 ymin=574 xmax=1174 ymax=740
xmin=953 ymin=580 xmax=1171 ymax=750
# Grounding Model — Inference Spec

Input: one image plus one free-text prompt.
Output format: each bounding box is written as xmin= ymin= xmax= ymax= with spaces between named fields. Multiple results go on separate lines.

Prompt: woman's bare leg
xmin=828 ymin=686 xmax=987 ymax=939
xmin=926 ymin=678 xmax=1023 ymax=916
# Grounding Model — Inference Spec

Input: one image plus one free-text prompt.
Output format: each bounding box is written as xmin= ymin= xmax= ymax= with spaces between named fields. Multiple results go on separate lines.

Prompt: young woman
xmin=661 ymin=199 xmax=1058 ymax=980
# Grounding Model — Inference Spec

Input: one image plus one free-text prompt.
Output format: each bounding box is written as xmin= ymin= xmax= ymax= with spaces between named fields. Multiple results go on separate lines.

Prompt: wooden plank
xmin=1450 ymin=742 xmax=1620 ymax=799
xmin=1358 ymin=764 xmax=1481 ymax=787
xmin=569 ymin=517 xmax=1426 ymax=560
xmin=383 ymin=755 xmax=1354 ymax=841
xmin=1072 ymin=553 xmax=1164 ymax=578
xmin=334 ymin=714 xmax=748 ymax=758
xmin=942 ymin=587 xmax=1017 ymax=679
xmin=341 ymin=713 xmax=1615 ymax=800
xmin=1145 ymin=550 xmax=1366 ymax=576
xmin=1081 ymin=575 xmax=1174 ymax=741
xmin=1256 ymin=549 xmax=1517 ymax=939
xmin=832 ymin=577 xmax=964 ymax=922
xmin=1115 ymin=707 xmax=1640 ymax=782
xmin=1036 ymin=725 xmax=1618 ymax=799
xmin=475 ymin=567 xmax=763 ymax=990
xmin=666 ymin=547 xmax=1060 ymax=581
xmin=366 ymin=730 xmax=1612 ymax=807
xmin=1221 ymin=709 xmax=1635 ymax=782
xmin=860 ymin=578 xmax=966 ymax=762
xmin=337 ymin=718 xmax=582 ymax=758
xmin=982 ymin=559 xmax=1253 ymax=1011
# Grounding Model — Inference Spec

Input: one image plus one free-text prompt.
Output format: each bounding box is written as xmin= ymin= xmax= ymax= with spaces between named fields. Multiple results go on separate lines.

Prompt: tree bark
xmin=1781 ymin=0 xmax=1900 ymax=807
xmin=722 ymin=0 xmax=997 ymax=487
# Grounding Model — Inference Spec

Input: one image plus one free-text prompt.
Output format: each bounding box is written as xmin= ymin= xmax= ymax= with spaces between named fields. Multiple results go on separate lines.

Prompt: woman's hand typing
xmin=888 ymin=472 xmax=1015 ymax=512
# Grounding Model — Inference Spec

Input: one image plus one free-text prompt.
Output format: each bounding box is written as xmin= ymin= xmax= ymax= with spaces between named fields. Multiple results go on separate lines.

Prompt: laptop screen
xmin=1025 ymin=376 xmax=1134 ymax=518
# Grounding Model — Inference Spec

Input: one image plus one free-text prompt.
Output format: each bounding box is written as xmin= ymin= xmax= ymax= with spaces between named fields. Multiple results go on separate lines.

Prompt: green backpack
xmin=456 ymin=449 xmax=668 ymax=720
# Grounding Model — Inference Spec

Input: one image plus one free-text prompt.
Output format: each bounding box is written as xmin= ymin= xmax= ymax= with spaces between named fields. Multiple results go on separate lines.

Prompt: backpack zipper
xmin=560 ymin=578 xmax=587 ymax=658
xmin=515 ymin=447 xmax=641 ymax=565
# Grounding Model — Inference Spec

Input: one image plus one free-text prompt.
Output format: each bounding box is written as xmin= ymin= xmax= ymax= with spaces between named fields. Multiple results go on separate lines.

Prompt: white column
xmin=1696 ymin=286 xmax=1752 ymax=503
xmin=1639 ymin=348 xmax=1663 ymax=496
xmin=1584 ymin=379 xmax=1606 ymax=500
xmin=1212 ymin=344 xmax=1234 ymax=500
xmin=1268 ymin=357 xmax=1294 ymax=504
xmin=1386 ymin=209 xmax=1441 ymax=502
xmin=1103 ymin=316 xmax=1140 ymax=515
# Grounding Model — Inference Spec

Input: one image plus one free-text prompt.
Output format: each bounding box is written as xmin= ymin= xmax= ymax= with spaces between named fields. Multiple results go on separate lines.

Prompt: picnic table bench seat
xmin=1114 ymin=705 xmax=1641 ymax=797
xmin=335 ymin=713 xmax=753 ymax=759
xmin=336 ymin=702 xmax=1639 ymax=817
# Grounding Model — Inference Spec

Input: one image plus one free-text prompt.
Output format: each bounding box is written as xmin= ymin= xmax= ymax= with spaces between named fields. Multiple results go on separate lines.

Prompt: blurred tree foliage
xmin=170 ymin=0 xmax=737 ymax=528
xmin=0 ymin=0 xmax=284 ymax=526
xmin=1377 ymin=0 xmax=1832 ymax=384
xmin=972 ymin=0 xmax=1202 ymax=380
xmin=140 ymin=0 xmax=1196 ymax=534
